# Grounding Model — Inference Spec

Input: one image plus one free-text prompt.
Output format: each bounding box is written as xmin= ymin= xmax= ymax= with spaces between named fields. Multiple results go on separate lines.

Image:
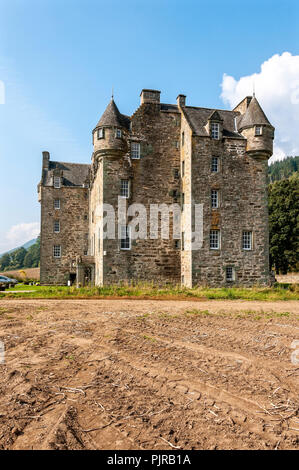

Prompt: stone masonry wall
xmin=40 ymin=186 xmax=89 ymax=285
xmin=191 ymin=136 xmax=270 ymax=287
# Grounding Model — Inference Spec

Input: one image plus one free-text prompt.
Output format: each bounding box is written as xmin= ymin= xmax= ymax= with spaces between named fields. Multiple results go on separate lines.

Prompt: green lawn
xmin=1 ymin=283 xmax=298 ymax=301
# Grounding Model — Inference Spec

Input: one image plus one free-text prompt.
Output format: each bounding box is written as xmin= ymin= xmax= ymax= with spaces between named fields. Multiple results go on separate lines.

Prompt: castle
xmin=38 ymin=89 xmax=274 ymax=287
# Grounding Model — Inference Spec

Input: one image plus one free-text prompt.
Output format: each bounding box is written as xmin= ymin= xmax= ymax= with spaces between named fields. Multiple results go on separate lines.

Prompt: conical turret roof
xmin=238 ymin=96 xmax=272 ymax=130
xmin=96 ymin=99 xmax=130 ymax=129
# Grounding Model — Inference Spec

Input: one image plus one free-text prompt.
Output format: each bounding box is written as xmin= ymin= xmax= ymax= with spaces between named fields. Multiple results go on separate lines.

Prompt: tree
xmin=0 ymin=253 xmax=11 ymax=271
xmin=269 ymin=173 xmax=299 ymax=273
xmin=23 ymin=252 xmax=33 ymax=268
xmin=10 ymin=247 xmax=27 ymax=269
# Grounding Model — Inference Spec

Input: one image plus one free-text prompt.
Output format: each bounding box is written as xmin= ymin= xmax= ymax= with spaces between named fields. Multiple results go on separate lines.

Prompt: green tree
xmin=23 ymin=251 xmax=33 ymax=268
xmin=0 ymin=253 xmax=11 ymax=271
xmin=10 ymin=247 xmax=27 ymax=269
xmin=269 ymin=173 xmax=299 ymax=273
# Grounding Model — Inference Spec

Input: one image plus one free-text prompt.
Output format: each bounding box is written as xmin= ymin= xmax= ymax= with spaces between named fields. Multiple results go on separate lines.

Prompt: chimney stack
xmin=42 ymin=151 xmax=50 ymax=169
xmin=177 ymin=94 xmax=186 ymax=107
xmin=140 ymin=89 xmax=161 ymax=105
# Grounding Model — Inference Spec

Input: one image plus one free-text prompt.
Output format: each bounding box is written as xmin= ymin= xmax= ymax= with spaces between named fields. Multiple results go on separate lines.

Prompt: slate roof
xmin=95 ymin=99 xmax=131 ymax=130
xmin=181 ymin=106 xmax=243 ymax=138
xmin=237 ymin=97 xmax=272 ymax=130
xmin=43 ymin=161 xmax=90 ymax=187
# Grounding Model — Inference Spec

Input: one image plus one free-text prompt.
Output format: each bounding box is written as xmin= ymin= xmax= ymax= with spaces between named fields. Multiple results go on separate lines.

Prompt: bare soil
xmin=0 ymin=298 xmax=298 ymax=450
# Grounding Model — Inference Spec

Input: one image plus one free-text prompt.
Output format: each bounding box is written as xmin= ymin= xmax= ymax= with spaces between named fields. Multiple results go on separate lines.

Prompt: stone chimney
xmin=140 ymin=89 xmax=161 ymax=105
xmin=176 ymin=94 xmax=186 ymax=107
xmin=42 ymin=151 xmax=50 ymax=169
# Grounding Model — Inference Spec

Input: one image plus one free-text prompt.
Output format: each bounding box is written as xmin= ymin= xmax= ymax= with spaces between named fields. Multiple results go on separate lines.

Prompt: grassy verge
xmin=1 ymin=283 xmax=298 ymax=301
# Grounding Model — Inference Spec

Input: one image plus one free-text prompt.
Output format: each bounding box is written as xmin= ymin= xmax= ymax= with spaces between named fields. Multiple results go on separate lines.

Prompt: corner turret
xmin=92 ymin=98 xmax=130 ymax=157
xmin=235 ymin=96 xmax=274 ymax=160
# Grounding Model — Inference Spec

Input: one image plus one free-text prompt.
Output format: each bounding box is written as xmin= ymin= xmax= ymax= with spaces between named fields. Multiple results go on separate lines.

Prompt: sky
xmin=0 ymin=0 xmax=298 ymax=253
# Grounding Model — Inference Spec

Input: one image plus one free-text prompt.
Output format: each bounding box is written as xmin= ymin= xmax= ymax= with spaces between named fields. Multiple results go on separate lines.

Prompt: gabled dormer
xmin=205 ymin=110 xmax=224 ymax=140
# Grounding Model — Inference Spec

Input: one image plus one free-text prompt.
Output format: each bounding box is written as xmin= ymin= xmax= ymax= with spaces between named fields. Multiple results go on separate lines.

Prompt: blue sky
xmin=0 ymin=0 xmax=299 ymax=252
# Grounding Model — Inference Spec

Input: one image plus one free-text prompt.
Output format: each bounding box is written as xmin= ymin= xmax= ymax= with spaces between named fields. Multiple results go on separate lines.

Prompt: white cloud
xmin=220 ymin=52 xmax=299 ymax=162
xmin=0 ymin=222 xmax=39 ymax=254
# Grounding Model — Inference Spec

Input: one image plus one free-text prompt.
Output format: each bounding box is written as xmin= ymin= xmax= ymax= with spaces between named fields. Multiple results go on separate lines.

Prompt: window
xmin=92 ymin=211 xmax=94 ymax=223
xmin=242 ymin=231 xmax=252 ymax=250
xmin=53 ymin=176 xmax=61 ymax=189
xmin=181 ymin=193 xmax=185 ymax=209
xmin=53 ymin=245 xmax=61 ymax=258
xmin=120 ymin=179 xmax=129 ymax=198
xmin=211 ymin=122 xmax=220 ymax=139
xmin=181 ymin=275 xmax=185 ymax=284
xmin=226 ymin=266 xmax=235 ymax=282
xmin=84 ymin=250 xmax=88 ymax=256
xmin=174 ymin=240 xmax=180 ymax=249
xmin=54 ymin=220 xmax=60 ymax=233
xmin=211 ymin=190 xmax=219 ymax=209
xmin=120 ymin=225 xmax=131 ymax=250
xmin=54 ymin=199 xmax=60 ymax=210
xmin=116 ymin=128 xmax=122 ymax=138
xmin=182 ymin=132 xmax=185 ymax=146
xmin=131 ymin=142 xmax=140 ymax=159
xmin=182 ymin=160 xmax=185 ymax=176
xmin=97 ymin=128 xmax=104 ymax=139
xmin=181 ymin=232 xmax=185 ymax=251
xmin=210 ymin=230 xmax=220 ymax=249
xmin=174 ymin=168 xmax=179 ymax=179
xmin=255 ymin=126 xmax=262 ymax=136
xmin=212 ymin=157 xmax=219 ymax=173
xmin=175 ymin=141 xmax=179 ymax=149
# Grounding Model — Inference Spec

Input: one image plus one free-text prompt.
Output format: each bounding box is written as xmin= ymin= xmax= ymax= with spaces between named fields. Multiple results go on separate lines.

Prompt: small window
xmin=120 ymin=225 xmax=131 ymax=250
xmin=211 ymin=122 xmax=220 ymax=140
xmin=174 ymin=240 xmax=180 ymax=249
xmin=182 ymin=160 xmax=185 ymax=176
xmin=54 ymin=220 xmax=60 ymax=233
xmin=116 ymin=128 xmax=122 ymax=138
xmin=54 ymin=199 xmax=60 ymax=210
xmin=181 ymin=193 xmax=185 ymax=209
xmin=255 ymin=126 xmax=262 ymax=136
xmin=97 ymin=128 xmax=105 ymax=139
xmin=181 ymin=275 xmax=185 ymax=284
xmin=175 ymin=141 xmax=179 ymax=149
xmin=53 ymin=245 xmax=61 ymax=258
xmin=174 ymin=168 xmax=179 ymax=179
xmin=84 ymin=250 xmax=88 ymax=256
xmin=212 ymin=157 xmax=219 ymax=173
xmin=211 ymin=190 xmax=219 ymax=209
xmin=181 ymin=232 xmax=185 ymax=251
xmin=182 ymin=132 xmax=185 ymax=146
xmin=210 ymin=230 xmax=220 ymax=250
xmin=242 ymin=231 xmax=252 ymax=250
xmin=131 ymin=142 xmax=140 ymax=159
xmin=92 ymin=211 xmax=94 ymax=223
xmin=120 ymin=179 xmax=129 ymax=198
xmin=53 ymin=176 xmax=61 ymax=189
xmin=226 ymin=266 xmax=235 ymax=282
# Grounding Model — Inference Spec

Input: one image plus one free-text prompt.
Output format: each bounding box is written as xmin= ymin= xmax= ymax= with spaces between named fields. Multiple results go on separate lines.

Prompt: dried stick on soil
xmin=160 ymin=436 xmax=181 ymax=449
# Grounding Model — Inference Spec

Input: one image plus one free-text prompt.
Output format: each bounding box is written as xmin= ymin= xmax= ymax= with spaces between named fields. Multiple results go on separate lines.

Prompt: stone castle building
xmin=38 ymin=89 xmax=274 ymax=287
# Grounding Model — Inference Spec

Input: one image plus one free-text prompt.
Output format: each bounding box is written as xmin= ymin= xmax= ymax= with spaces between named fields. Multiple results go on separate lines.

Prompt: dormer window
xmin=255 ymin=126 xmax=262 ymax=136
xmin=97 ymin=128 xmax=105 ymax=139
xmin=116 ymin=128 xmax=122 ymax=138
xmin=211 ymin=122 xmax=220 ymax=140
xmin=53 ymin=176 xmax=61 ymax=189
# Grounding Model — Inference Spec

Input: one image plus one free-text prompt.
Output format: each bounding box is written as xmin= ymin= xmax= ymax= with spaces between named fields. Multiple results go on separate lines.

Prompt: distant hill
xmin=0 ymin=238 xmax=37 ymax=258
xmin=0 ymin=237 xmax=40 ymax=272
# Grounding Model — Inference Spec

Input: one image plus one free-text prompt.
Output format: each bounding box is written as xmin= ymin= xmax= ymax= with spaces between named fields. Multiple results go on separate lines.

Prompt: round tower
xmin=238 ymin=96 xmax=274 ymax=160
xmin=92 ymin=98 xmax=129 ymax=157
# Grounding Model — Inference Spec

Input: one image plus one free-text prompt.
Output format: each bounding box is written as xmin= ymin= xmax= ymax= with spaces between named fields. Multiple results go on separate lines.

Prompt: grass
xmin=0 ymin=282 xmax=298 ymax=301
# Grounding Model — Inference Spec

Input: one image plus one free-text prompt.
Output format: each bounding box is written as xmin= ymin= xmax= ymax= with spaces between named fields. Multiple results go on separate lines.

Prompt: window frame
xmin=210 ymin=229 xmax=220 ymax=250
xmin=53 ymin=176 xmax=61 ymax=189
xmin=255 ymin=125 xmax=263 ymax=136
xmin=120 ymin=179 xmax=130 ymax=198
xmin=115 ymin=128 xmax=122 ymax=138
xmin=97 ymin=128 xmax=105 ymax=139
xmin=211 ymin=122 xmax=220 ymax=140
xmin=242 ymin=231 xmax=253 ymax=251
xmin=54 ymin=199 xmax=60 ymax=210
xmin=54 ymin=220 xmax=60 ymax=233
xmin=120 ymin=225 xmax=131 ymax=250
xmin=131 ymin=142 xmax=141 ymax=159
xmin=226 ymin=266 xmax=235 ymax=282
xmin=211 ymin=156 xmax=219 ymax=173
xmin=53 ymin=245 xmax=61 ymax=258
xmin=211 ymin=189 xmax=219 ymax=209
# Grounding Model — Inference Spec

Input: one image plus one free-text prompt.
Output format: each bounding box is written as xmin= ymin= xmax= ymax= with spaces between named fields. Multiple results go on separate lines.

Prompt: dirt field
xmin=0 ymin=298 xmax=298 ymax=450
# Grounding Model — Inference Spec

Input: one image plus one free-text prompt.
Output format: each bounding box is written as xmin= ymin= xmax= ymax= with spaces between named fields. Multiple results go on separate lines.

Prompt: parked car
xmin=0 ymin=275 xmax=18 ymax=290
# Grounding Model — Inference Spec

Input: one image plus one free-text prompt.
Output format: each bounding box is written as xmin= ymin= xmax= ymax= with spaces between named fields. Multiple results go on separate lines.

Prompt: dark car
xmin=0 ymin=275 xmax=18 ymax=290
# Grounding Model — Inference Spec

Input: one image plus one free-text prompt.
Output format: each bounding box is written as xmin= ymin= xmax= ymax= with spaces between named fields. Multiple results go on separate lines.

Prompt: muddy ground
xmin=0 ymin=298 xmax=298 ymax=450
